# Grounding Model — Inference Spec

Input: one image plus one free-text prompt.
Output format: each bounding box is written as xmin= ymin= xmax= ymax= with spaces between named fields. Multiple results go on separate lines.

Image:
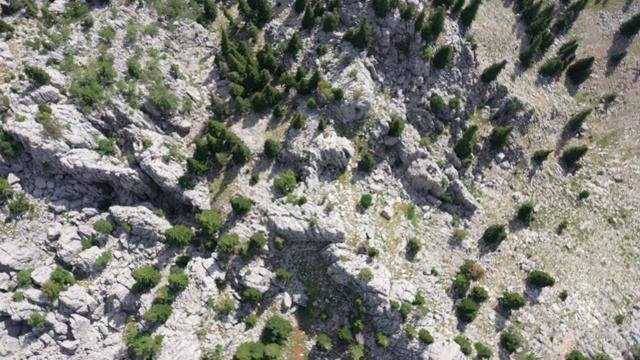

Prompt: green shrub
xmin=155 ymin=285 xmax=176 ymax=304
xmin=457 ymin=298 xmax=479 ymax=322
xmin=96 ymin=250 xmax=112 ymax=268
xmin=489 ymin=125 xmax=513 ymax=150
xmin=142 ymin=304 xmax=173 ymax=324
xmin=429 ymin=5 xmax=446 ymax=40
xmin=245 ymin=314 xmax=258 ymax=328
xmin=17 ymin=268 xmax=34 ymax=287
xmin=316 ymin=333 xmax=333 ymax=352
xmin=454 ymin=125 xmax=478 ymax=159
xmin=455 ymin=273 xmax=470 ymax=295
xmin=243 ymin=287 xmax=263 ymax=302
xmin=264 ymin=344 xmax=282 ymax=360
xmin=348 ymin=344 xmax=365 ymax=360
xmin=249 ymin=233 xmax=267 ymax=250
xmin=517 ymin=202 xmax=535 ymax=224
xmin=343 ymin=18 xmax=374 ymax=49
xmin=399 ymin=301 xmax=412 ymax=321
xmin=0 ymin=19 xmax=15 ymax=33
xmin=215 ymin=295 xmax=236 ymax=315
xmin=291 ymin=111 xmax=306 ymax=129
xmin=578 ymin=190 xmax=589 ymax=200
xmin=0 ymin=177 xmax=12 ymax=203
xmin=430 ymin=95 xmax=445 ymax=112
xmin=147 ymin=82 xmax=180 ymax=114
xmin=41 ymin=280 xmax=63 ymax=300
xmin=165 ymin=225 xmax=194 ymax=247
xmin=375 ymin=332 xmax=391 ymax=347
xmin=388 ymin=116 xmax=405 ymax=136
xmin=483 ymin=224 xmax=507 ymax=244
xmin=195 ymin=210 xmax=222 ymax=238
xmin=273 ymin=170 xmax=298 ymax=194
xmin=200 ymin=0 xmax=218 ymax=24
xmin=502 ymin=291 xmax=526 ymax=311
xmin=433 ymin=45 xmax=453 ymax=69
xmin=368 ymin=247 xmax=380 ymax=257
xmin=561 ymin=145 xmax=588 ymax=168
xmin=28 ymin=312 xmax=48 ymax=330
xmin=230 ymin=196 xmax=252 ymax=214
xmin=527 ymin=270 xmax=555 ymax=287
xmin=126 ymin=58 xmax=144 ymax=79
xmin=449 ymin=98 xmax=461 ymax=109
xmin=263 ymin=315 xmax=293 ymax=344
xmin=263 ymin=139 xmax=282 ymax=159
xmin=275 ymin=268 xmax=291 ymax=283
xmin=470 ymin=286 xmax=489 ymax=303
xmin=131 ymin=265 xmax=161 ymax=290
xmin=218 ymin=233 xmax=240 ymax=253
xmin=323 ymin=10 xmax=340 ymax=32
xmin=338 ymin=325 xmax=353 ymax=344
xmin=93 ymin=219 xmax=113 ymax=235
xmin=295 ymin=0 xmax=308 ymax=13
xmin=24 ymin=66 xmax=51 ymax=85
xmin=50 ymin=266 xmax=75 ymax=287
xmin=500 ymin=331 xmax=521 ymax=353
xmin=475 ymin=342 xmax=493 ymax=359
xmin=565 ymin=350 xmax=590 ymax=360
xmin=0 ymin=130 xmax=17 ymax=157
xmin=360 ymin=194 xmax=373 ymax=209
xmin=533 ymin=149 xmax=552 ymax=163
xmin=358 ymin=268 xmax=374 ymax=281
xmin=235 ymin=341 xmax=265 ymax=360
xmin=453 ymin=228 xmax=469 ymax=241
xmin=358 ymin=152 xmax=376 ymax=173
xmin=461 ymin=0 xmax=482 ymax=26
xmin=12 ymin=291 xmax=24 ymax=302
xmin=168 ymin=269 xmax=189 ymax=291
xmin=619 ymin=13 xmax=640 ymax=36
xmin=481 ymin=60 xmax=507 ymax=82
xmin=418 ymin=329 xmax=434 ymax=344
xmin=566 ymin=109 xmax=592 ymax=132
xmin=7 ymin=193 xmax=31 ymax=215
xmin=454 ymin=335 xmax=472 ymax=355
xmin=406 ymin=237 xmax=421 ymax=258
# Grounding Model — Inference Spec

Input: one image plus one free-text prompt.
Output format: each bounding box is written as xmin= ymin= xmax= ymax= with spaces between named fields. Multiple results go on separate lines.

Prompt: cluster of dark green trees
xmin=234 ymin=315 xmax=293 ymax=360
xmin=454 ymin=260 xmax=488 ymax=323
xmin=186 ymin=120 xmax=251 ymax=178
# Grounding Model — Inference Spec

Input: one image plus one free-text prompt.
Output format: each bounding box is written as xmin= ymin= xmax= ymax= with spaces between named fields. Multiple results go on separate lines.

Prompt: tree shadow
xmin=605 ymin=32 xmax=634 ymax=77
xmin=524 ymin=284 xmax=543 ymax=305
xmin=494 ymin=306 xmax=510 ymax=332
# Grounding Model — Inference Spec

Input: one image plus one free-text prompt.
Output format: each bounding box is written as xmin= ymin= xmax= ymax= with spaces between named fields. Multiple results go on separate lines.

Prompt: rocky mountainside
xmin=0 ymin=0 xmax=640 ymax=359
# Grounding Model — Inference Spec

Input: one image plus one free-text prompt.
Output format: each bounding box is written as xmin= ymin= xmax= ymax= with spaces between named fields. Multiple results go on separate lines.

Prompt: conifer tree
xmin=480 ymin=60 xmax=507 ymax=82
xmin=461 ymin=0 xmax=481 ymax=27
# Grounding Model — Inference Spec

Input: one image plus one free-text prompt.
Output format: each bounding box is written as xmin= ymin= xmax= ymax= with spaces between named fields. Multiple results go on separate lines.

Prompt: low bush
xmin=388 ymin=116 xmax=405 ymax=137
xmin=500 ymin=331 xmax=521 ymax=353
xmin=263 ymin=315 xmax=293 ymax=344
xmin=454 ymin=336 xmax=472 ymax=355
xmin=195 ymin=210 xmax=222 ymax=238
xmin=215 ymin=296 xmax=236 ymax=315
xmin=316 ymin=333 xmax=333 ymax=352
xmin=28 ymin=312 xmax=48 ymax=330
xmin=489 ymin=126 xmax=513 ymax=150
xmin=375 ymin=332 xmax=391 ymax=347
xmin=131 ymin=265 xmax=161 ymax=291
xmin=168 ymin=269 xmax=189 ymax=291
xmin=17 ymin=268 xmax=34 ymax=287
xmin=338 ymin=325 xmax=353 ymax=344
xmin=527 ymin=270 xmax=555 ymax=287
xmin=243 ymin=287 xmax=263 ymax=302
xmin=418 ymin=329 xmax=434 ymax=344
xmin=165 ymin=225 xmax=194 ymax=247
xmin=406 ymin=237 xmax=421 ymax=258
xmin=433 ymin=45 xmax=453 ymax=69
xmin=218 ymin=233 xmax=240 ymax=253
xmin=273 ymin=170 xmax=298 ymax=194
xmin=263 ymin=139 xmax=281 ymax=159
xmin=470 ymin=286 xmax=489 ymax=303
xmin=502 ymin=291 xmax=526 ymax=311
xmin=275 ymin=268 xmax=291 ymax=283
xmin=93 ymin=219 xmax=113 ymax=235
xmin=475 ymin=342 xmax=493 ymax=359
xmin=360 ymin=194 xmax=373 ymax=209
xmin=517 ymin=202 xmax=535 ymax=224
xmin=24 ymin=66 xmax=51 ymax=85
xmin=483 ymin=224 xmax=507 ymax=244
xmin=230 ymin=196 xmax=252 ymax=214
xmin=358 ymin=152 xmax=376 ymax=173
xmin=430 ymin=95 xmax=445 ymax=112
xmin=96 ymin=250 xmax=112 ymax=268
xmin=142 ymin=304 xmax=172 ymax=324
xmin=457 ymin=298 xmax=479 ymax=322
xmin=359 ymin=268 xmax=374 ymax=281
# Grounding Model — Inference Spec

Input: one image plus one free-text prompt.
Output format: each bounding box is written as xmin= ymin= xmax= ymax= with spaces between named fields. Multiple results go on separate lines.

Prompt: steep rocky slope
xmin=1 ymin=0 xmax=640 ymax=359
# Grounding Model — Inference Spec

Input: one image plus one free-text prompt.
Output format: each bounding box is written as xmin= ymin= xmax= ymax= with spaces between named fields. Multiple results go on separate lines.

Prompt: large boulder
xmin=59 ymin=285 xmax=99 ymax=316
xmin=109 ymin=205 xmax=171 ymax=242
xmin=266 ymin=206 xmax=346 ymax=243
xmin=405 ymin=158 xmax=447 ymax=198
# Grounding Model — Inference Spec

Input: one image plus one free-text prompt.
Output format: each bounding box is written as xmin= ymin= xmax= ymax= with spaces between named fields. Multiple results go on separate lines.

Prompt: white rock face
xmin=109 ymin=205 xmax=171 ymax=242
xmin=266 ymin=205 xmax=346 ymax=243
xmin=406 ymin=158 xmax=447 ymax=198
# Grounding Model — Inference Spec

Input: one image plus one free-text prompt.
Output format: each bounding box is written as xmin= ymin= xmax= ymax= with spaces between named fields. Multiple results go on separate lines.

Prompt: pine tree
xmin=480 ymin=60 xmax=507 ymax=82
xmin=200 ymin=0 xmax=217 ymax=24
xmin=247 ymin=0 xmax=273 ymax=28
xmin=452 ymin=0 xmax=466 ymax=14
xmin=566 ymin=56 xmax=594 ymax=84
xmin=518 ymin=35 xmax=541 ymax=68
xmin=373 ymin=0 xmax=395 ymax=18
xmin=433 ymin=45 xmax=453 ymax=69
xmin=619 ymin=13 xmax=640 ymax=36
xmin=538 ymin=58 xmax=564 ymax=77
xmin=454 ymin=125 xmax=479 ymax=159
xmin=344 ymin=18 xmax=374 ymax=49
xmin=414 ymin=10 xmax=426 ymax=32
xmin=429 ymin=5 xmax=446 ymax=40
xmin=294 ymin=0 xmax=307 ymax=13
xmin=460 ymin=0 xmax=481 ymax=27
xmin=565 ymin=109 xmax=591 ymax=132
xmin=286 ymin=32 xmax=303 ymax=54
xmin=301 ymin=6 xmax=316 ymax=29
xmin=489 ymin=126 xmax=513 ymax=150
